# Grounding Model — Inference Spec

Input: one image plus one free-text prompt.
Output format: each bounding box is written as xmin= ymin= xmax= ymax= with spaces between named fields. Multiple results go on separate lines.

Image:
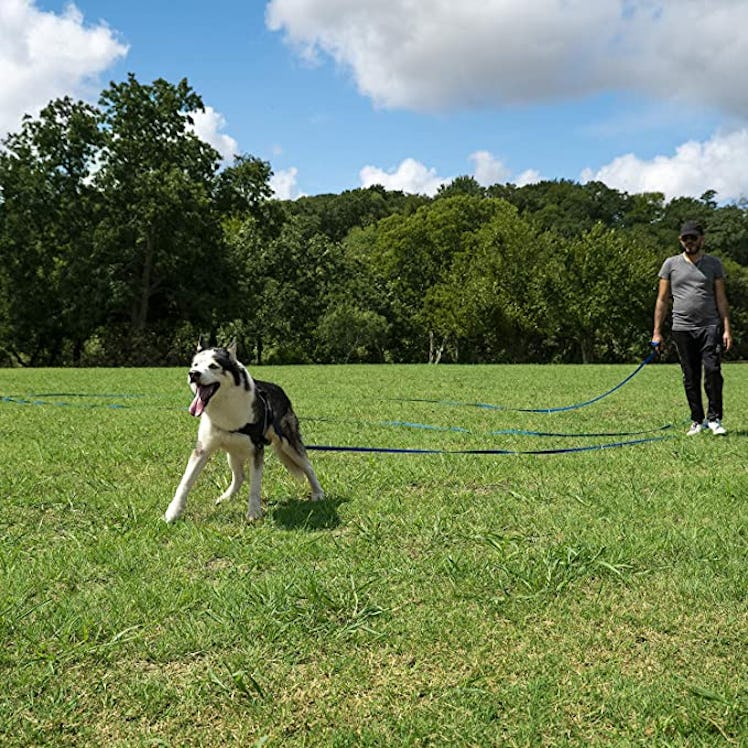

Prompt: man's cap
xmin=680 ymin=220 xmax=704 ymax=236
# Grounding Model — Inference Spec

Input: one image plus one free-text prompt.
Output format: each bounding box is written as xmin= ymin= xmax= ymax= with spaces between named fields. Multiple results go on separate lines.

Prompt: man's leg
xmin=673 ymin=330 xmax=705 ymax=423
xmin=700 ymin=325 xmax=724 ymax=422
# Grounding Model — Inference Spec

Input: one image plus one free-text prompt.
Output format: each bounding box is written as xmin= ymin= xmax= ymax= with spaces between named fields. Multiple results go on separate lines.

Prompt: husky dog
xmin=164 ymin=341 xmax=324 ymax=523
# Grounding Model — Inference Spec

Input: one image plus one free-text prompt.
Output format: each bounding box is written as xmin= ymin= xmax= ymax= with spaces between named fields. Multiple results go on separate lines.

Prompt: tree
xmin=288 ymin=185 xmax=427 ymax=243
xmin=423 ymin=200 xmax=550 ymax=362
xmin=352 ymin=195 xmax=502 ymax=360
xmin=706 ymin=203 xmax=748 ymax=265
xmin=721 ymin=259 xmax=748 ymax=359
xmin=0 ymin=97 xmax=103 ymax=364
xmin=436 ymin=175 xmax=485 ymax=199
xmin=92 ymin=75 xmax=232 ymax=356
xmin=215 ymin=154 xmax=285 ymax=240
xmin=545 ymin=224 xmax=659 ymax=362
xmin=224 ymin=213 xmax=345 ymax=364
xmin=499 ymin=179 xmax=633 ymax=236
xmin=660 ymin=195 xmax=708 ymax=234
xmin=317 ymin=304 xmax=389 ymax=363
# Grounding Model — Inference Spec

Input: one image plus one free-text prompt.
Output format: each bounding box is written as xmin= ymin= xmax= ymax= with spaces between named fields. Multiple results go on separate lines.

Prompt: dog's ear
xmin=227 ymin=339 xmax=238 ymax=359
xmin=195 ymin=337 xmax=206 ymax=353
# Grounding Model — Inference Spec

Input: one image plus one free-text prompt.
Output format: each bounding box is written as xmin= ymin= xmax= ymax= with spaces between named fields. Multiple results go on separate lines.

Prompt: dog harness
xmin=232 ymin=387 xmax=281 ymax=448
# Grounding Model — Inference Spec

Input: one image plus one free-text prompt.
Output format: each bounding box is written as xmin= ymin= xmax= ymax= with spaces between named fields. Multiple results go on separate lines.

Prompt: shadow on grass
xmin=270 ymin=495 xmax=347 ymax=531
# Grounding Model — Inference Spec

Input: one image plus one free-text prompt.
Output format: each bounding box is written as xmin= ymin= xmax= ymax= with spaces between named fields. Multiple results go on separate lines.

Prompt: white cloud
xmin=188 ymin=106 xmax=238 ymax=163
xmin=359 ymin=157 xmax=450 ymax=196
xmin=469 ymin=150 xmax=511 ymax=187
xmin=270 ymin=166 xmax=305 ymax=200
xmin=515 ymin=169 xmax=542 ymax=187
xmin=581 ymin=129 xmax=748 ymax=202
xmin=359 ymin=151 xmax=540 ymax=195
xmin=0 ymin=0 xmax=128 ymax=137
xmin=266 ymin=0 xmax=748 ymax=117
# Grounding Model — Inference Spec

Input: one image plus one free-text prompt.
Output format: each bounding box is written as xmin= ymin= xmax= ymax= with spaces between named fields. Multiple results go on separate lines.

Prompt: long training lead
xmin=392 ymin=345 xmax=659 ymax=414
xmin=306 ymin=434 xmax=672 ymax=456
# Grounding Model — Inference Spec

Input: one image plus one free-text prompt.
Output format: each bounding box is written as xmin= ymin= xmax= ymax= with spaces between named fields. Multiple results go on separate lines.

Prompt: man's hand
xmin=723 ymin=329 xmax=733 ymax=351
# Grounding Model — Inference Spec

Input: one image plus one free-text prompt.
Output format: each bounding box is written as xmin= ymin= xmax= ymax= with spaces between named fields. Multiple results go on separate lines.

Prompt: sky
xmin=2 ymin=0 xmax=748 ymax=202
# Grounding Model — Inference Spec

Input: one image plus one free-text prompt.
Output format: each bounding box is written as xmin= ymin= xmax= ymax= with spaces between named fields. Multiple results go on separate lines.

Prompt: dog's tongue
xmin=189 ymin=393 xmax=204 ymax=417
xmin=188 ymin=383 xmax=217 ymax=417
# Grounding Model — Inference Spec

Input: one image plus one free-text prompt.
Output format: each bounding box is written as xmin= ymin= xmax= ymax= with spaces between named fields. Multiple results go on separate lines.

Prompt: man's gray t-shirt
xmin=658 ymin=253 xmax=725 ymax=331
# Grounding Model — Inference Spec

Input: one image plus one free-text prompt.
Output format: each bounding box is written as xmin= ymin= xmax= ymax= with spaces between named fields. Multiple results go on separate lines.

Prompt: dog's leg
xmin=276 ymin=441 xmax=325 ymax=502
xmin=216 ymin=452 xmax=245 ymax=506
xmin=303 ymin=461 xmax=325 ymax=502
xmin=246 ymin=446 xmax=264 ymax=521
xmin=165 ymin=444 xmax=211 ymax=523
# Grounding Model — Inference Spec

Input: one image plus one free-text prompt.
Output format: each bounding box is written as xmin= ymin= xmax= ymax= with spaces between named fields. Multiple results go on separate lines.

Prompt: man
xmin=652 ymin=220 xmax=732 ymax=435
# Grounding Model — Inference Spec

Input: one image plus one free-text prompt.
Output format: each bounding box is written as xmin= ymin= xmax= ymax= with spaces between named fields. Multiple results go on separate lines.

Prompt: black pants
xmin=672 ymin=325 xmax=724 ymax=423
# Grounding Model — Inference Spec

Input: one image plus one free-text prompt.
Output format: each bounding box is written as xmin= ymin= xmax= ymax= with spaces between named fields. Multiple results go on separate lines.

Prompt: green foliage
xmin=317 ymin=303 xmax=389 ymax=362
xmin=423 ymin=199 xmax=549 ymax=362
xmin=94 ymin=75 xmax=230 ymax=336
xmin=706 ymin=202 xmax=748 ymax=265
xmin=546 ymin=224 xmax=660 ymax=362
xmin=722 ymin=259 xmax=748 ymax=355
xmin=0 ymin=76 xmax=746 ymax=365
xmin=223 ymin=214 xmax=346 ymax=363
xmin=436 ymin=174 xmax=486 ymax=199
xmin=0 ymin=98 xmax=104 ymax=364
xmin=215 ymin=154 xmax=285 ymax=242
xmin=347 ymin=195 xmax=507 ymax=361
xmin=288 ymin=184 xmax=428 ymax=243
xmin=496 ymin=179 xmax=634 ymax=236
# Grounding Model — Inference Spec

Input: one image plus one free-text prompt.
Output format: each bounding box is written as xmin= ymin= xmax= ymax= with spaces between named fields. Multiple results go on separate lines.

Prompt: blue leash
xmin=306 ymin=434 xmax=671 ymax=455
xmin=306 ymin=345 xmax=668 ymax=454
xmin=388 ymin=420 xmax=674 ymax=438
xmin=2 ymin=393 xmax=673 ymax=454
xmin=1 ymin=393 xmax=178 ymax=410
xmin=1 ymin=394 xmax=130 ymax=409
xmin=306 ymin=417 xmax=674 ymax=439
xmin=3 ymin=346 xmax=671 ymax=455
xmin=393 ymin=346 xmax=658 ymax=414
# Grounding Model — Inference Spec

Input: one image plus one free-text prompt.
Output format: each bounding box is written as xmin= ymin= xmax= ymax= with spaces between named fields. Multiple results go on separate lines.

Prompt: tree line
xmin=1 ymin=75 xmax=746 ymax=367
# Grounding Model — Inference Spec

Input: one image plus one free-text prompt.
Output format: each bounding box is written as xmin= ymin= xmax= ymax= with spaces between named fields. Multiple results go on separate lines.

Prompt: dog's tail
xmin=272 ymin=441 xmax=308 ymax=481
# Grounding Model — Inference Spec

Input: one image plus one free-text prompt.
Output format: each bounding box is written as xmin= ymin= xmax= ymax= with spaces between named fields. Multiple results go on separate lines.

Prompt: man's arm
xmin=715 ymin=277 xmax=732 ymax=351
xmin=652 ymin=278 xmax=671 ymax=347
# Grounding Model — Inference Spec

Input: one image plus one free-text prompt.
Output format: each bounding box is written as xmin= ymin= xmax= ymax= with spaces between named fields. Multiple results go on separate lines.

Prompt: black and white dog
xmin=164 ymin=341 xmax=323 ymax=523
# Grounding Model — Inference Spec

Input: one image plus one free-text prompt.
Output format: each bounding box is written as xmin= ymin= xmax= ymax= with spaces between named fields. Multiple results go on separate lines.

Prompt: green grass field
xmin=1 ymin=362 xmax=746 ymax=746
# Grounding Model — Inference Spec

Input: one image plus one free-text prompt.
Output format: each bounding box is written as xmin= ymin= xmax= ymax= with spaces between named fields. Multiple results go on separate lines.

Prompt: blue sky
xmin=3 ymin=1 xmax=748 ymax=201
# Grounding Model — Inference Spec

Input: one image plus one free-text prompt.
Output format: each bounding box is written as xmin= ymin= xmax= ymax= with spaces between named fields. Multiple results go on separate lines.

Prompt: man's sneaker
xmin=686 ymin=421 xmax=704 ymax=436
xmin=707 ymin=419 xmax=727 ymax=436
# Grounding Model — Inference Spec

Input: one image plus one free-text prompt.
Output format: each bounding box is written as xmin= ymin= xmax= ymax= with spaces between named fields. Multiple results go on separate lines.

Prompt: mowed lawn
xmin=0 ymin=362 xmax=746 ymax=746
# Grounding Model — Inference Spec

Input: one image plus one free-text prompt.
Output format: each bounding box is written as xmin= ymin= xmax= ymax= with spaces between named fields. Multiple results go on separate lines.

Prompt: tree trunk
xmin=580 ymin=337 xmax=592 ymax=364
xmin=133 ymin=230 xmax=154 ymax=331
xmin=429 ymin=331 xmax=446 ymax=364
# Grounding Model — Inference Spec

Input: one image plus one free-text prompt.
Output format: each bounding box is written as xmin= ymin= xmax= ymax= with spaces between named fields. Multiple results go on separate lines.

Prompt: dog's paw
xmin=311 ymin=490 xmax=325 ymax=502
xmin=246 ymin=496 xmax=263 ymax=522
xmin=164 ymin=498 xmax=186 ymax=523
xmin=164 ymin=508 xmax=180 ymax=524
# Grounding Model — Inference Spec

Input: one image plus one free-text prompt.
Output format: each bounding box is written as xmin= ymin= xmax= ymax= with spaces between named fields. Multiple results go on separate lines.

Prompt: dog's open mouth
xmin=189 ymin=383 xmax=219 ymax=417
